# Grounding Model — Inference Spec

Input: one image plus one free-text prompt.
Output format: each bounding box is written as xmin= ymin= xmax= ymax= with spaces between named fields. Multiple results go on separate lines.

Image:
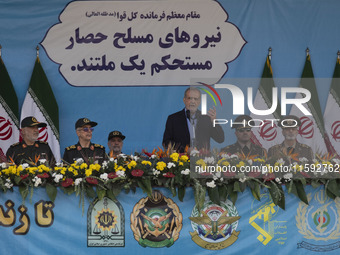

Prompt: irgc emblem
xmin=87 ymin=197 xmax=125 ymax=247
xmin=296 ymin=190 xmax=340 ymax=252
xmin=130 ymin=190 xmax=183 ymax=248
xmin=189 ymin=199 xmax=240 ymax=250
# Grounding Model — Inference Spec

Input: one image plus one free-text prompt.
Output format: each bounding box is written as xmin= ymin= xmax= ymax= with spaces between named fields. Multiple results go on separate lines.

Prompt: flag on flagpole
xmin=250 ymin=49 xmax=283 ymax=150
xmin=323 ymin=52 xmax=340 ymax=156
xmin=0 ymin=49 xmax=20 ymax=162
xmin=21 ymin=52 xmax=60 ymax=162
xmin=289 ymin=51 xmax=328 ymax=155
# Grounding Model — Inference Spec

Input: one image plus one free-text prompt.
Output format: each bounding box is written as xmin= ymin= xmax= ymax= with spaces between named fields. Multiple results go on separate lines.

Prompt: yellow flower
xmin=179 ymin=162 xmax=183 ymax=166
xmin=80 ymin=163 xmax=88 ymax=169
xmin=195 ymin=159 xmax=206 ymax=167
xmin=73 ymin=170 xmax=78 ymax=176
xmin=170 ymin=153 xmax=179 ymax=162
xmin=128 ymin=160 xmax=137 ymax=169
xmin=90 ymin=164 xmax=101 ymax=171
xmin=142 ymin=161 xmax=152 ymax=166
xmin=236 ymin=161 xmax=245 ymax=168
xmin=116 ymin=166 xmax=126 ymax=172
xmin=180 ymin=155 xmax=189 ymax=162
xmin=156 ymin=161 xmax=167 ymax=171
xmin=85 ymin=169 xmax=92 ymax=176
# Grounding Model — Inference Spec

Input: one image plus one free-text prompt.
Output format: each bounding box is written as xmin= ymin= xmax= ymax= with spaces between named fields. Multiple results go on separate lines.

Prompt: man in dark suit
xmin=162 ymin=87 xmax=224 ymax=152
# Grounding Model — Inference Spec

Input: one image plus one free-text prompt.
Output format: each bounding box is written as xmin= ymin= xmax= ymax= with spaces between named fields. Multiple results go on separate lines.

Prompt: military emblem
xmin=296 ymin=190 xmax=340 ymax=251
xmin=87 ymin=197 xmax=125 ymax=247
xmin=130 ymin=190 xmax=182 ymax=248
xmin=189 ymin=199 xmax=240 ymax=250
xmin=249 ymin=192 xmax=287 ymax=246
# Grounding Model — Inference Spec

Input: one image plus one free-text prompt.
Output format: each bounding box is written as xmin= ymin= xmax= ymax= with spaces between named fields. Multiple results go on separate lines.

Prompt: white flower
xmin=230 ymin=154 xmax=239 ymax=159
xmin=1 ymin=163 xmax=7 ymax=168
xmin=76 ymin=158 xmax=84 ymax=164
xmin=204 ymin=157 xmax=215 ymax=164
xmin=74 ymin=178 xmax=83 ymax=186
xmin=299 ymin=157 xmax=308 ymax=163
xmin=102 ymin=161 xmax=108 ymax=169
xmin=167 ymin=162 xmax=176 ymax=169
xmin=206 ymin=180 xmax=216 ymax=188
xmin=181 ymin=169 xmax=190 ymax=175
xmin=248 ymin=159 xmax=253 ymax=165
xmin=261 ymin=166 xmax=268 ymax=174
xmin=55 ymin=162 xmax=63 ymax=167
xmin=277 ymin=158 xmax=285 ymax=165
xmin=332 ymin=158 xmax=340 ymax=165
xmin=100 ymin=173 xmax=108 ymax=181
xmin=109 ymin=157 xmax=115 ymax=162
xmin=39 ymin=159 xmax=47 ymax=164
xmin=190 ymin=149 xmax=199 ymax=156
xmin=275 ymin=177 xmax=281 ymax=184
xmin=5 ymin=178 xmax=13 ymax=189
xmin=283 ymin=173 xmax=293 ymax=181
xmin=119 ymin=154 xmax=127 ymax=160
xmin=33 ymin=176 xmax=42 ymax=187
xmin=239 ymin=177 xmax=247 ymax=183
xmin=220 ymin=178 xmax=224 ymax=182
xmin=220 ymin=154 xmax=230 ymax=159
xmin=53 ymin=174 xmax=63 ymax=183
xmin=153 ymin=168 xmax=161 ymax=176
xmin=22 ymin=163 xmax=29 ymax=169
xmin=151 ymin=154 xmax=157 ymax=159
xmin=116 ymin=170 xmax=125 ymax=178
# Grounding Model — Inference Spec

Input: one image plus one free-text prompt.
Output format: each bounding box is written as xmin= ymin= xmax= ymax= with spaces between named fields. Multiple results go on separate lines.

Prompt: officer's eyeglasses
xmin=80 ymin=127 xmax=94 ymax=132
xmin=237 ymin=128 xmax=251 ymax=133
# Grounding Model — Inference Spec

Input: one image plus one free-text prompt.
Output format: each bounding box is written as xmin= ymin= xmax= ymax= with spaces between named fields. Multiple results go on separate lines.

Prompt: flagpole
xmin=306 ymin=47 xmax=309 ymax=56
xmin=0 ymin=45 xmax=2 ymax=57
xmin=36 ymin=45 xmax=39 ymax=58
xmin=337 ymin=50 xmax=340 ymax=60
xmin=268 ymin=47 xmax=272 ymax=61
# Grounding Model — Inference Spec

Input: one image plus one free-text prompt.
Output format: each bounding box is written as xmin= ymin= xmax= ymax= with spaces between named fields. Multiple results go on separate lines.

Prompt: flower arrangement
xmin=1 ymin=148 xmax=340 ymax=212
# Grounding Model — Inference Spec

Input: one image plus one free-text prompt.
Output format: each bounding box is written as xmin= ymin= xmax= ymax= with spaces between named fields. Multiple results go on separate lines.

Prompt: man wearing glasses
xmin=63 ymin=118 xmax=106 ymax=164
xmin=220 ymin=115 xmax=266 ymax=158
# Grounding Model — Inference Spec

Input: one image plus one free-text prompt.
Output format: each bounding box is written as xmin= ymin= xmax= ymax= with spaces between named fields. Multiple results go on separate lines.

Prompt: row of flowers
xmin=1 ymin=148 xmax=340 ymax=211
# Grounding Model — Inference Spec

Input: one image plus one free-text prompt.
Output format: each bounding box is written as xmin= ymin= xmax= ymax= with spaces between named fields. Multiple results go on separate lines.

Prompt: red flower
xmin=86 ymin=177 xmax=98 ymax=185
xmin=163 ymin=172 xmax=175 ymax=178
xmin=37 ymin=173 xmax=50 ymax=179
xmin=263 ymin=173 xmax=275 ymax=181
xmin=20 ymin=174 xmax=29 ymax=180
xmin=131 ymin=169 xmax=144 ymax=177
xmin=61 ymin=178 xmax=73 ymax=187
xmin=108 ymin=172 xmax=118 ymax=179
xmin=223 ymin=170 xmax=236 ymax=177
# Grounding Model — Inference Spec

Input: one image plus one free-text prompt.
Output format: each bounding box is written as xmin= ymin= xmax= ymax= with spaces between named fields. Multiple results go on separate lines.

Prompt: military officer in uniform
xmin=267 ymin=115 xmax=314 ymax=163
xmin=107 ymin=130 xmax=125 ymax=158
xmin=6 ymin=116 xmax=55 ymax=165
xmin=220 ymin=115 xmax=267 ymax=158
xmin=63 ymin=118 xmax=106 ymax=164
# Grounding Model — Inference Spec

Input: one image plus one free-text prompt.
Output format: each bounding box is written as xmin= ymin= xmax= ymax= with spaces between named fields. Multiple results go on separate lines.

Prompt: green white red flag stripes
xmin=323 ymin=54 xmax=340 ymax=156
xmin=21 ymin=56 xmax=60 ymax=162
xmin=0 ymin=53 xmax=20 ymax=162
xmin=289 ymin=53 xmax=328 ymax=155
xmin=250 ymin=52 xmax=283 ymax=150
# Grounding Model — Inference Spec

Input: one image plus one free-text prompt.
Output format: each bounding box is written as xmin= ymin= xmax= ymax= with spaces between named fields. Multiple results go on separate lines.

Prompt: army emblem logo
xmin=87 ymin=197 xmax=125 ymax=247
xmin=189 ymin=199 xmax=240 ymax=250
xmin=130 ymin=190 xmax=183 ymax=248
xmin=296 ymin=190 xmax=340 ymax=252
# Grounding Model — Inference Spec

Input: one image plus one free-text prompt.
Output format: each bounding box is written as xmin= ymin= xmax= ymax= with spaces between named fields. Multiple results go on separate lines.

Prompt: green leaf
xmin=294 ymin=180 xmax=308 ymax=205
xmin=46 ymin=183 xmax=57 ymax=202
xmin=311 ymin=180 xmax=320 ymax=189
xmin=19 ymin=185 xmax=28 ymax=202
xmin=218 ymin=185 xmax=227 ymax=202
xmin=326 ymin=179 xmax=340 ymax=197
xmin=106 ymin=190 xmax=117 ymax=202
xmin=227 ymin=183 xmax=238 ymax=205
xmin=96 ymin=188 xmax=106 ymax=201
xmin=250 ymin=182 xmax=261 ymax=201
xmin=233 ymin=182 xmax=241 ymax=192
xmin=170 ymin=178 xmax=176 ymax=197
xmin=268 ymin=182 xmax=285 ymax=210
xmin=14 ymin=176 xmax=22 ymax=185
xmin=85 ymin=186 xmax=96 ymax=198
xmin=178 ymin=186 xmax=185 ymax=202
xmin=137 ymin=179 xmax=152 ymax=197
xmin=207 ymin=186 xmax=220 ymax=205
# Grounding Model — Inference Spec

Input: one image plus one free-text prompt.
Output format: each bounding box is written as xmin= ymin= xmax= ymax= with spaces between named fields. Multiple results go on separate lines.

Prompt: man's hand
xmin=208 ymin=106 xmax=217 ymax=123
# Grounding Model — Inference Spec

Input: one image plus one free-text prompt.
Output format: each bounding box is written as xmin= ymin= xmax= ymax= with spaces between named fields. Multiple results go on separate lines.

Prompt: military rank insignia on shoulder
xmin=94 ymin=144 xmax=104 ymax=149
xmin=11 ymin=142 xmax=20 ymax=147
xmin=66 ymin=145 xmax=76 ymax=150
xmin=38 ymin=141 xmax=47 ymax=144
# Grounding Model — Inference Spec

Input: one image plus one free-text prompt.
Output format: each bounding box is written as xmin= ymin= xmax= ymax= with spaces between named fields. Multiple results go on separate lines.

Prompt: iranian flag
xmin=0 ymin=52 xmax=20 ymax=162
xmin=21 ymin=55 xmax=60 ymax=162
xmin=323 ymin=54 xmax=340 ymax=156
xmin=250 ymin=52 xmax=283 ymax=150
xmin=290 ymin=52 xmax=328 ymax=155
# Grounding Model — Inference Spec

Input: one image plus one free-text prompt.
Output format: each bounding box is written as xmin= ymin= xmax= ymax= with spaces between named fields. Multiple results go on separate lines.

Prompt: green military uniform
xmin=267 ymin=141 xmax=314 ymax=163
xmin=6 ymin=140 xmax=55 ymax=165
xmin=221 ymin=142 xmax=267 ymax=158
xmin=63 ymin=142 xmax=106 ymax=164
